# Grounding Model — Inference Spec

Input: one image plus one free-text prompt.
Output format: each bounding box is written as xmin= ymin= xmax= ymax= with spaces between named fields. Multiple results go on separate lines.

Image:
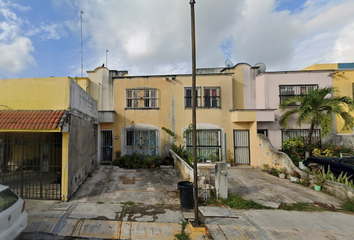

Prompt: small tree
xmin=279 ymin=87 xmax=354 ymax=146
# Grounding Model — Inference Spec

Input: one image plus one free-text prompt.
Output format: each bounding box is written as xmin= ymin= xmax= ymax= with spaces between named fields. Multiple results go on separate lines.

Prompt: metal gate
xmin=101 ymin=130 xmax=113 ymax=162
xmin=0 ymin=133 xmax=62 ymax=200
xmin=234 ymin=130 xmax=250 ymax=165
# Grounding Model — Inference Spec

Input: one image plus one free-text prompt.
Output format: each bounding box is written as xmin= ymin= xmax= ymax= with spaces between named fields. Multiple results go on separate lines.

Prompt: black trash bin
xmin=178 ymin=181 xmax=194 ymax=209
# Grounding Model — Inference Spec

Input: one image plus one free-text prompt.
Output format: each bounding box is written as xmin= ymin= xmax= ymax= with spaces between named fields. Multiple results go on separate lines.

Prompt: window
xmin=279 ymin=85 xmax=318 ymax=106
xmin=186 ymin=129 xmax=221 ymax=160
xmin=281 ymin=129 xmax=321 ymax=146
xmin=126 ymin=130 xmax=157 ymax=155
xmin=126 ymin=88 xmax=158 ymax=108
xmin=184 ymin=86 xmax=220 ymax=108
xmin=203 ymin=87 xmax=220 ymax=108
xmin=184 ymin=87 xmax=201 ymax=108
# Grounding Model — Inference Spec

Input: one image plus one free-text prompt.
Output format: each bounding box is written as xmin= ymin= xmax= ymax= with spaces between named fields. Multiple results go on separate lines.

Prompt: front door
xmin=101 ymin=130 xmax=113 ymax=162
xmin=234 ymin=130 xmax=250 ymax=165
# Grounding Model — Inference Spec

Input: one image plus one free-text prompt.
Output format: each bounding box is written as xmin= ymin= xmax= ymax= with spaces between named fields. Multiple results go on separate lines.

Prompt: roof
xmin=0 ymin=110 xmax=65 ymax=130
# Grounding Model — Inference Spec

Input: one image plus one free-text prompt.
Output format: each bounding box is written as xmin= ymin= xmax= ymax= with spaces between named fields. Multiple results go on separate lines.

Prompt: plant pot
xmin=290 ymin=176 xmax=299 ymax=182
xmin=227 ymin=163 xmax=231 ymax=167
xmin=314 ymin=184 xmax=322 ymax=191
xmin=231 ymin=163 xmax=236 ymax=167
xmin=279 ymin=173 xmax=286 ymax=179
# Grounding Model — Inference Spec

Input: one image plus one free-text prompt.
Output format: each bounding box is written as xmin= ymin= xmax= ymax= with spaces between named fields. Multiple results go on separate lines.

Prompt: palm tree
xmin=279 ymin=86 xmax=354 ymax=146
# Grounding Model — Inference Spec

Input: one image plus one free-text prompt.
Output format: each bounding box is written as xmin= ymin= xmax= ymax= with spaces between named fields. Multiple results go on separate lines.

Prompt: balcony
xmin=98 ymin=111 xmax=115 ymax=123
xmin=230 ymin=110 xmax=256 ymax=122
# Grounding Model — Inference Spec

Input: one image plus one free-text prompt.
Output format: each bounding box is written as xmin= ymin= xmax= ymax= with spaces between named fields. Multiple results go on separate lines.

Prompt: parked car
xmin=0 ymin=185 xmax=28 ymax=240
xmin=304 ymin=157 xmax=354 ymax=178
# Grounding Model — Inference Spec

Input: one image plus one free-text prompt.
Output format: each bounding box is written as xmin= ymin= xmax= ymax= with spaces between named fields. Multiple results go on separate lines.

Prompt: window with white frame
xmin=186 ymin=129 xmax=221 ymax=160
xmin=184 ymin=87 xmax=201 ymax=108
xmin=203 ymin=87 xmax=220 ymax=108
xmin=126 ymin=130 xmax=157 ymax=155
xmin=126 ymin=88 xmax=158 ymax=108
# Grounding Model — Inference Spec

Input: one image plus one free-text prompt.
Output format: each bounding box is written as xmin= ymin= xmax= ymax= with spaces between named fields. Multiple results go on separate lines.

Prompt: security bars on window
xmin=279 ymin=84 xmax=318 ymax=106
xmin=184 ymin=86 xmax=220 ymax=108
xmin=126 ymin=88 xmax=158 ymax=108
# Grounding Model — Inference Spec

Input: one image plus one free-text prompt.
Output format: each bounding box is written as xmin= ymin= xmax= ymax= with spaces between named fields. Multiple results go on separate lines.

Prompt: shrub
xmin=281 ymin=137 xmax=306 ymax=167
xmin=112 ymin=153 xmax=163 ymax=170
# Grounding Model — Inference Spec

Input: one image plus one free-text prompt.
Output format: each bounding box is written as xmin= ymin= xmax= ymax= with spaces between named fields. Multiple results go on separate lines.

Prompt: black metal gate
xmin=234 ymin=130 xmax=250 ymax=165
xmin=101 ymin=130 xmax=113 ymax=162
xmin=0 ymin=133 xmax=62 ymax=200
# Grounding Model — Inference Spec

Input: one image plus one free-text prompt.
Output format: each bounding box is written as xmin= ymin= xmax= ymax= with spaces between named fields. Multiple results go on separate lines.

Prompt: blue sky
xmin=0 ymin=0 xmax=353 ymax=79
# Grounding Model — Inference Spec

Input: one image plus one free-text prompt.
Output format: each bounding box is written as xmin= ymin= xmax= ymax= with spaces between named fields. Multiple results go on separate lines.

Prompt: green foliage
xmin=183 ymin=123 xmax=193 ymax=139
xmin=174 ymin=220 xmax=191 ymax=240
xmin=162 ymin=127 xmax=177 ymax=142
xmin=278 ymin=167 xmax=287 ymax=174
xmin=121 ymin=201 xmax=134 ymax=205
xmin=281 ymin=203 xmax=326 ymax=212
xmin=268 ymin=167 xmax=279 ymax=176
xmin=96 ymin=201 xmax=104 ymax=204
xmin=207 ymin=191 xmax=269 ymax=210
xmin=312 ymin=144 xmax=354 ymax=157
xmin=279 ymin=86 xmax=354 ymax=146
xmin=281 ymin=137 xmax=306 ymax=166
xmin=262 ymin=163 xmax=269 ymax=171
xmin=112 ymin=153 xmax=163 ymax=170
xmin=341 ymin=199 xmax=354 ymax=212
xmin=310 ymin=166 xmax=354 ymax=189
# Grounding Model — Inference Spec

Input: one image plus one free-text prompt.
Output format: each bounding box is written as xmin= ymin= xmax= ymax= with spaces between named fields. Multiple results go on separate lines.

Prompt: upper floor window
xmin=279 ymin=85 xmax=318 ymax=106
xmin=184 ymin=86 xmax=220 ymax=108
xmin=204 ymin=87 xmax=220 ymax=108
xmin=126 ymin=88 xmax=158 ymax=109
xmin=185 ymin=87 xmax=201 ymax=108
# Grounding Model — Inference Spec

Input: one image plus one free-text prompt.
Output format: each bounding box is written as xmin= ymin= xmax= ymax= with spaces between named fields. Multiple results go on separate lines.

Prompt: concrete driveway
xmin=227 ymin=167 xmax=342 ymax=208
xmin=71 ymin=164 xmax=183 ymax=205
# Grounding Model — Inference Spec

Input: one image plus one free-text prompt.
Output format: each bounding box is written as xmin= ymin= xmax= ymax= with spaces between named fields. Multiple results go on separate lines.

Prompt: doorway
xmin=101 ymin=130 xmax=113 ymax=162
xmin=234 ymin=130 xmax=250 ymax=165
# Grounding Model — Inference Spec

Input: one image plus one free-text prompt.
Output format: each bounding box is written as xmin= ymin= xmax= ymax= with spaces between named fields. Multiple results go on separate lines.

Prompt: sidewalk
xmin=23 ymin=200 xmax=208 ymax=239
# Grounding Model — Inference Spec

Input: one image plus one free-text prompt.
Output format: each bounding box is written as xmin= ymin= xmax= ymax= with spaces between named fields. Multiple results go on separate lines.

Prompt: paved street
xmin=19 ymin=164 xmax=354 ymax=239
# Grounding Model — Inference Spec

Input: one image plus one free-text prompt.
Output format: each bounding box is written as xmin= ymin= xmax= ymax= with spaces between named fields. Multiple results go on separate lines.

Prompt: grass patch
xmin=207 ymin=191 xmax=269 ymax=210
xmin=96 ymin=201 xmax=104 ymax=204
xmin=281 ymin=202 xmax=326 ymax=212
xmin=341 ymin=199 xmax=354 ymax=212
xmin=121 ymin=201 xmax=135 ymax=205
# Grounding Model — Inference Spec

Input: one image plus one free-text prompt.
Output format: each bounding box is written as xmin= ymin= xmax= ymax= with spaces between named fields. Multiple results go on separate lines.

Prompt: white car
xmin=0 ymin=185 xmax=28 ymax=240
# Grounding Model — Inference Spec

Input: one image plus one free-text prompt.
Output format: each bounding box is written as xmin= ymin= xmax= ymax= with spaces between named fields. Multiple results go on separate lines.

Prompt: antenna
xmin=225 ymin=59 xmax=234 ymax=68
xmin=80 ymin=10 xmax=84 ymax=77
xmin=255 ymin=62 xmax=266 ymax=73
xmin=106 ymin=49 xmax=108 ymax=68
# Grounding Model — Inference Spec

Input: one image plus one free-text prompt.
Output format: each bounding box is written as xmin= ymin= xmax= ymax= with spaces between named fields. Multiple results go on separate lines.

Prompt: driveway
xmin=71 ymin=164 xmax=182 ymax=205
xmin=227 ymin=167 xmax=342 ymax=208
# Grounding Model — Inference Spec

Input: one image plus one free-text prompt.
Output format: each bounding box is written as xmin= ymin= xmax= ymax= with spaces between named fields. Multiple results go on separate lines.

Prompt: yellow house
xmin=0 ymin=77 xmax=98 ymax=201
xmin=302 ymin=63 xmax=354 ymax=136
xmin=87 ymin=64 xmax=261 ymax=167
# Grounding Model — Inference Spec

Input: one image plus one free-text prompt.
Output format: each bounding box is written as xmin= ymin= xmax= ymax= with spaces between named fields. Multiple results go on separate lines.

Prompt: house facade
xmin=0 ymin=77 xmax=98 ymax=201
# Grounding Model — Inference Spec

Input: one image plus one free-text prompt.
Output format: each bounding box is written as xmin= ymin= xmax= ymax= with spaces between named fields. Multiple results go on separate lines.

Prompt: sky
xmin=0 ymin=0 xmax=354 ymax=79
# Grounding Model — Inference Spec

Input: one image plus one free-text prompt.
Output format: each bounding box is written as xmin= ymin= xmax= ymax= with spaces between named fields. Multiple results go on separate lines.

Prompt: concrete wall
xmin=254 ymin=71 xmax=333 ymax=149
xmin=0 ymin=77 xmax=70 ymax=110
xmin=68 ymin=115 xmax=98 ymax=198
xmin=70 ymin=79 xmax=98 ymax=120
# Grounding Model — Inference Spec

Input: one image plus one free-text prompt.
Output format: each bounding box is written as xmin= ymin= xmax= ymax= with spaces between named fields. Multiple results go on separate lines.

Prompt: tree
xmin=279 ymin=86 xmax=354 ymax=146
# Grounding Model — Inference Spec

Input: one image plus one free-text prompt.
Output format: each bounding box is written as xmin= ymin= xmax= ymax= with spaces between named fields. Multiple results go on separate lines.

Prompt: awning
xmin=0 ymin=110 xmax=65 ymax=130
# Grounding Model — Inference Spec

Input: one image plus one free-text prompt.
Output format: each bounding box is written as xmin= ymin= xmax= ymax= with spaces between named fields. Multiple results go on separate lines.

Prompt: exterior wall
xmin=111 ymin=72 xmax=258 ymax=165
xmin=67 ymin=115 xmax=98 ymax=198
xmin=333 ymin=70 xmax=354 ymax=134
xmin=70 ymin=79 xmax=98 ymax=120
xmin=254 ymin=71 xmax=333 ymax=149
xmin=302 ymin=63 xmax=338 ymax=71
xmin=87 ymin=67 xmax=113 ymax=111
xmin=0 ymin=77 xmax=70 ymax=111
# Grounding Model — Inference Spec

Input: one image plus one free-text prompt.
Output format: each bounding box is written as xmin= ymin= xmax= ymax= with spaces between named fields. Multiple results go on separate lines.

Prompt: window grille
xmin=126 ymin=88 xmax=158 ymax=108
xmin=281 ymin=129 xmax=321 ymax=147
xmin=203 ymin=87 xmax=220 ymax=108
xmin=126 ymin=130 xmax=157 ymax=155
xmin=279 ymin=85 xmax=318 ymax=106
xmin=186 ymin=129 xmax=221 ymax=160
xmin=184 ymin=87 xmax=201 ymax=108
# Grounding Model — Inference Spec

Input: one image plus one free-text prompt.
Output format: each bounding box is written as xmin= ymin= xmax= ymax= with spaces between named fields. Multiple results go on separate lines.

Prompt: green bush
xmin=281 ymin=137 xmax=306 ymax=167
xmin=112 ymin=153 xmax=163 ymax=170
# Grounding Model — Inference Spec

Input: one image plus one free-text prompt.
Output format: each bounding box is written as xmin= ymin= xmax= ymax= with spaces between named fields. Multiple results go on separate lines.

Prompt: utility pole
xmin=80 ymin=10 xmax=84 ymax=77
xmin=190 ymin=0 xmax=198 ymax=226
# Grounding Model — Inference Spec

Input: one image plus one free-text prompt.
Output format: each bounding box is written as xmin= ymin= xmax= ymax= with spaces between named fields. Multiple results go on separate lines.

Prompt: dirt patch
xmin=122 ymin=204 xmax=180 ymax=222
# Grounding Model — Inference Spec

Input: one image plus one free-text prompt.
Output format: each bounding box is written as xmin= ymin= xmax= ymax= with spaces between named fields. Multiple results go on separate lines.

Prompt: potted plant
xmin=262 ymin=163 xmax=269 ymax=172
xmin=278 ymin=168 xmax=287 ymax=179
xmin=290 ymin=171 xmax=301 ymax=182
xmin=226 ymin=150 xmax=235 ymax=167
xmin=314 ymin=177 xmax=325 ymax=191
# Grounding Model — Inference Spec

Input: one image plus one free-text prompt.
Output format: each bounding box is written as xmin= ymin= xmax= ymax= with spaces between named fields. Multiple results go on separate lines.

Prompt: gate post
xmin=215 ymin=162 xmax=228 ymax=198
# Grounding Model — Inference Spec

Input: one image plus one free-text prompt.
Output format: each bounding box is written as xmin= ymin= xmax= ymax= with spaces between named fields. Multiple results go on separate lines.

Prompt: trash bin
xmin=178 ymin=181 xmax=194 ymax=209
